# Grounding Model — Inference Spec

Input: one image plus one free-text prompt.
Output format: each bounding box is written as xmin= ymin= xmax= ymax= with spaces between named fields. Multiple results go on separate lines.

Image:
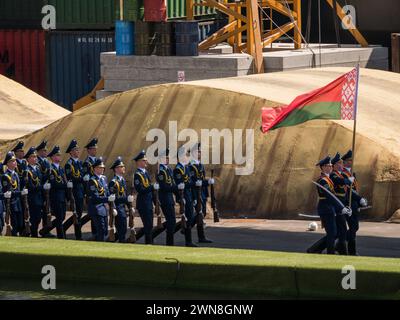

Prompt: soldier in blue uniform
xmin=133 ymin=150 xmax=158 ymax=245
xmin=188 ymin=143 xmax=213 ymax=244
xmin=1 ymin=151 xmax=25 ymax=236
xmin=48 ymin=146 xmax=67 ymax=239
xmin=88 ymin=157 xmax=113 ymax=242
xmin=83 ymin=138 xmax=99 ymax=239
xmin=108 ymin=157 xmax=129 ymax=243
xmin=173 ymin=146 xmax=196 ymax=247
xmin=157 ymin=148 xmax=180 ymax=246
xmin=342 ymin=150 xmax=368 ymax=255
xmin=36 ymin=140 xmax=51 ymax=232
xmin=65 ymin=139 xmax=85 ymax=240
xmin=0 ymin=175 xmax=4 ymax=234
xmin=23 ymin=147 xmax=49 ymax=238
xmin=12 ymin=141 xmax=27 ymax=181
xmin=311 ymin=156 xmax=352 ymax=254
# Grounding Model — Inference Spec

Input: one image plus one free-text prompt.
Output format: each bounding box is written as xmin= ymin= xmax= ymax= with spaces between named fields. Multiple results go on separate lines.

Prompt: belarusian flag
xmin=261 ymin=67 xmax=359 ymax=133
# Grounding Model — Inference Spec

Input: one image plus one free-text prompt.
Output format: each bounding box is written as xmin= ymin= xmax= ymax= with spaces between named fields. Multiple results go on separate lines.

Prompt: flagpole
xmin=348 ymin=64 xmax=360 ymax=207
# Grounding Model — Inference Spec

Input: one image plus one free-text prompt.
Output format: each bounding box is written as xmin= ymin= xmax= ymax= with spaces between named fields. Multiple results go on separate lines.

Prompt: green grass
xmin=0 ymin=237 xmax=399 ymax=299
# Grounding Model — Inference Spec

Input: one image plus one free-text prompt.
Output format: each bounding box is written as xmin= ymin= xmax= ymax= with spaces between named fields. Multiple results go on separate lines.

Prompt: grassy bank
xmin=0 ymin=237 xmax=399 ymax=299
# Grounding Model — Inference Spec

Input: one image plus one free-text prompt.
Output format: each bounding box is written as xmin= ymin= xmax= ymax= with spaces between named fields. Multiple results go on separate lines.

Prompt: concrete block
xmin=96 ymin=90 xmax=119 ymax=100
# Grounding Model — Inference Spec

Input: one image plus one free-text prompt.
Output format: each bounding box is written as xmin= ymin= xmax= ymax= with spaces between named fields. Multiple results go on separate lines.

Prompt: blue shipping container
xmin=116 ymin=20 xmax=135 ymax=55
xmin=46 ymin=31 xmax=115 ymax=110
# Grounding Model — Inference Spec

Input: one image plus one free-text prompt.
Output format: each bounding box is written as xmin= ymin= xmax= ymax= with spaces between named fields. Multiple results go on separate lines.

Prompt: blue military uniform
xmin=12 ymin=141 xmax=27 ymax=181
xmin=23 ymin=147 xmax=44 ymax=238
xmin=65 ymin=139 xmax=85 ymax=240
xmin=48 ymin=146 xmax=67 ymax=239
xmin=0 ymin=181 xmax=5 ymax=234
xmin=1 ymin=152 xmax=23 ymax=236
xmin=133 ymin=150 xmax=154 ymax=245
xmin=342 ymin=150 xmax=363 ymax=255
xmin=173 ymin=159 xmax=196 ymax=247
xmin=88 ymin=158 xmax=109 ymax=242
xmin=83 ymin=138 xmax=99 ymax=238
xmin=109 ymin=157 xmax=128 ymax=243
xmin=157 ymin=151 xmax=177 ymax=246
xmin=36 ymin=140 xmax=52 ymax=234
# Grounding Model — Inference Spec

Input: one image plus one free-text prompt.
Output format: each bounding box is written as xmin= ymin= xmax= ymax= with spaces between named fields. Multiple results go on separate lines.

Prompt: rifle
xmin=210 ymin=169 xmax=220 ymax=223
xmin=44 ymin=184 xmax=52 ymax=227
xmin=178 ymin=188 xmax=187 ymax=232
xmin=127 ymin=183 xmax=137 ymax=243
xmin=22 ymin=192 xmax=31 ymax=236
xmin=154 ymin=172 xmax=162 ymax=229
xmin=108 ymin=198 xmax=116 ymax=242
xmin=195 ymin=181 xmax=204 ymax=227
xmin=67 ymin=183 xmax=78 ymax=226
xmin=4 ymin=198 xmax=12 ymax=236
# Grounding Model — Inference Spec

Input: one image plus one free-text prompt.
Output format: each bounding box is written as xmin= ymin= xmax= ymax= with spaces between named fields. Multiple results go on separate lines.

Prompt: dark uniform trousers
xmin=0 ymin=184 xmax=5 ymax=234
xmin=109 ymin=174 xmax=129 ymax=243
xmin=24 ymin=166 xmax=44 ymax=238
xmin=157 ymin=165 xmax=177 ymax=245
xmin=1 ymin=170 xmax=24 ymax=236
xmin=134 ymin=169 xmax=154 ymax=244
xmin=173 ymin=163 xmax=195 ymax=245
xmin=65 ymin=158 xmax=85 ymax=240
xmin=49 ymin=165 xmax=67 ymax=239
xmin=83 ymin=157 xmax=97 ymax=237
xmin=37 ymin=156 xmax=50 ymax=230
xmin=88 ymin=175 xmax=109 ymax=242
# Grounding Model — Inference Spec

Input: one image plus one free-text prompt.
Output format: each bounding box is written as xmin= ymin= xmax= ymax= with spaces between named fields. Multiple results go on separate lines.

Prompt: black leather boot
xmin=307 ymin=236 xmax=327 ymax=254
xmin=348 ymin=239 xmax=358 ymax=256
xmin=166 ymin=232 xmax=174 ymax=246
xmin=185 ymin=228 xmax=197 ymax=247
xmin=197 ymin=224 xmax=212 ymax=243
xmin=145 ymin=234 xmax=153 ymax=245
xmin=336 ymin=241 xmax=348 ymax=255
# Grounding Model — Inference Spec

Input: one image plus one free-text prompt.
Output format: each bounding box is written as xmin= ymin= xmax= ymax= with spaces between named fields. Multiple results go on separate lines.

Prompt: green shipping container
xmin=167 ymin=0 xmax=216 ymax=20
xmin=0 ymin=0 xmax=44 ymax=28
xmin=115 ymin=0 xmax=144 ymax=22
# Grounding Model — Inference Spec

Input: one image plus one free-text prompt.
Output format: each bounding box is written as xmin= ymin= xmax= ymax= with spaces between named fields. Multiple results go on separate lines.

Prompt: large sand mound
xmin=0 ymin=75 xmax=70 ymax=141
xmin=1 ymin=67 xmax=399 ymax=219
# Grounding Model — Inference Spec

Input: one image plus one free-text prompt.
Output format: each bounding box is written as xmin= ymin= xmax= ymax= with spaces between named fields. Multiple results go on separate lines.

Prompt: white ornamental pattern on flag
xmin=340 ymin=68 xmax=358 ymax=120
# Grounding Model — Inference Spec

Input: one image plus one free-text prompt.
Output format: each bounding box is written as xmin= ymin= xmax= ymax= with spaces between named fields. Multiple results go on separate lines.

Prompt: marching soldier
xmin=342 ymin=150 xmax=368 ymax=255
xmin=48 ymin=146 xmax=67 ymax=239
xmin=0 ymin=175 xmax=4 ymax=234
xmin=36 ymin=140 xmax=52 ymax=233
xmin=188 ymin=143 xmax=213 ymax=243
xmin=83 ymin=138 xmax=99 ymax=239
xmin=1 ymin=151 xmax=26 ymax=236
xmin=88 ymin=157 xmax=113 ymax=242
xmin=12 ymin=141 xmax=27 ymax=181
xmin=330 ymin=152 xmax=352 ymax=255
xmin=173 ymin=146 xmax=196 ymax=247
xmin=157 ymin=148 xmax=179 ymax=246
xmin=65 ymin=139 xmax=85 ymax=240
xmin=109 ymin=157 xmax=129 ymax=243
xmin=133 ymin=150 xmax=159 ymax=245
xmin=23 ymin=147 xmax=50 ymax=237
xmin=310 ymin=156 xmax=352 ymax=254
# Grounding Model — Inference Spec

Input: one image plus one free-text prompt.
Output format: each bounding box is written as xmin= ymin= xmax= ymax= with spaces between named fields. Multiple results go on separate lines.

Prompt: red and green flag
xmin=261 ymin=67 xmax=359 ymax=133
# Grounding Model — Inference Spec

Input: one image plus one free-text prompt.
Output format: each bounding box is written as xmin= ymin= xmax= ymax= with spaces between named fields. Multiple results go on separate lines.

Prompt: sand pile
xmin=1 ymin=67 xmax=399 ymax=219
xmin=0 ymin=75 xmax=70 ymax=141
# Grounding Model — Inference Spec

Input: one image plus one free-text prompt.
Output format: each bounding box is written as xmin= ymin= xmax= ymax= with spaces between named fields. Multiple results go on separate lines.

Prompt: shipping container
xmin=46 ymin=31 xmax=115 ymax=109
xmin=198 ymin=19 xmax=228 ymax=42
xmin=115 ymin=0 xmax=144 ymax=21
xmin=167 ymin=0 xmax=216 ymax=20
xmin=0 ymin=0 xmax=115 ymax=30
xmin=175 ymin=21 xmax=199 ymax=56
xmin=144 ymin=0 xmax=167 ymax=22
xmin=0 ymin=29 xmax=46 ymax=96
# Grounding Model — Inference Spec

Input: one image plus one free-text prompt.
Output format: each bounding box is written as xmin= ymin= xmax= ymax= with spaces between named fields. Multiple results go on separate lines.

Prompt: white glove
xmin=341 ymin=207 xmax=352 ymax=216
xmin=182 ymin=198 xmax=186 ymax=206
xmin=67 ymin=181 xmax=73 ymax=189
xmin=108 ymin=194 xmax=116 ymax=202
xmin=43 ymin=182 xmax=51 ymax=190
xmin=21 ymin=188 xmax=28 ymax=196
xmin=208 ymin=178 xmax=215 ymax=185
xmin=360 ymin=198 xmax=368 ymax=207
xmin=348 ymin=176 xmax=355 ymax=184
xmin=4 ymin=191 xmax=12 ymax=199
xmin=153 ymin=183 xmax=160 ymax=190
xmin=83 ymin=174 xmax=90 ymax=182
xmin=193 ymin=200 xmax=197 ymax=207
xmin=127 ymin=195 xmax=134 ymax=203
xmin=113 ymin=209 xmax=118 ymax=217
xmin=178 ymin=183 xmax=185 ymax=190
xmin=195 ymin=180 xmax=202 ymax=187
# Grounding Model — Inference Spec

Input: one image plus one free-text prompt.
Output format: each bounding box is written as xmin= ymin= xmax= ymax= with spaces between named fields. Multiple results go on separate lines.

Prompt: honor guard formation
xmin=0 ymin=139 xmax=218 ymax=247
xmin=308 ymin=151 xmax=368 ymax=255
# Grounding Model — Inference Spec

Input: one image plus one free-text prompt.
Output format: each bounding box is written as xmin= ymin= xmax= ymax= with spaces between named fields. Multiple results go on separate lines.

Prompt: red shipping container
xmin=0 ymin=30 xmax=46 ymax=97
xmin=144 ymin=0 xmax=167 ymax=22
